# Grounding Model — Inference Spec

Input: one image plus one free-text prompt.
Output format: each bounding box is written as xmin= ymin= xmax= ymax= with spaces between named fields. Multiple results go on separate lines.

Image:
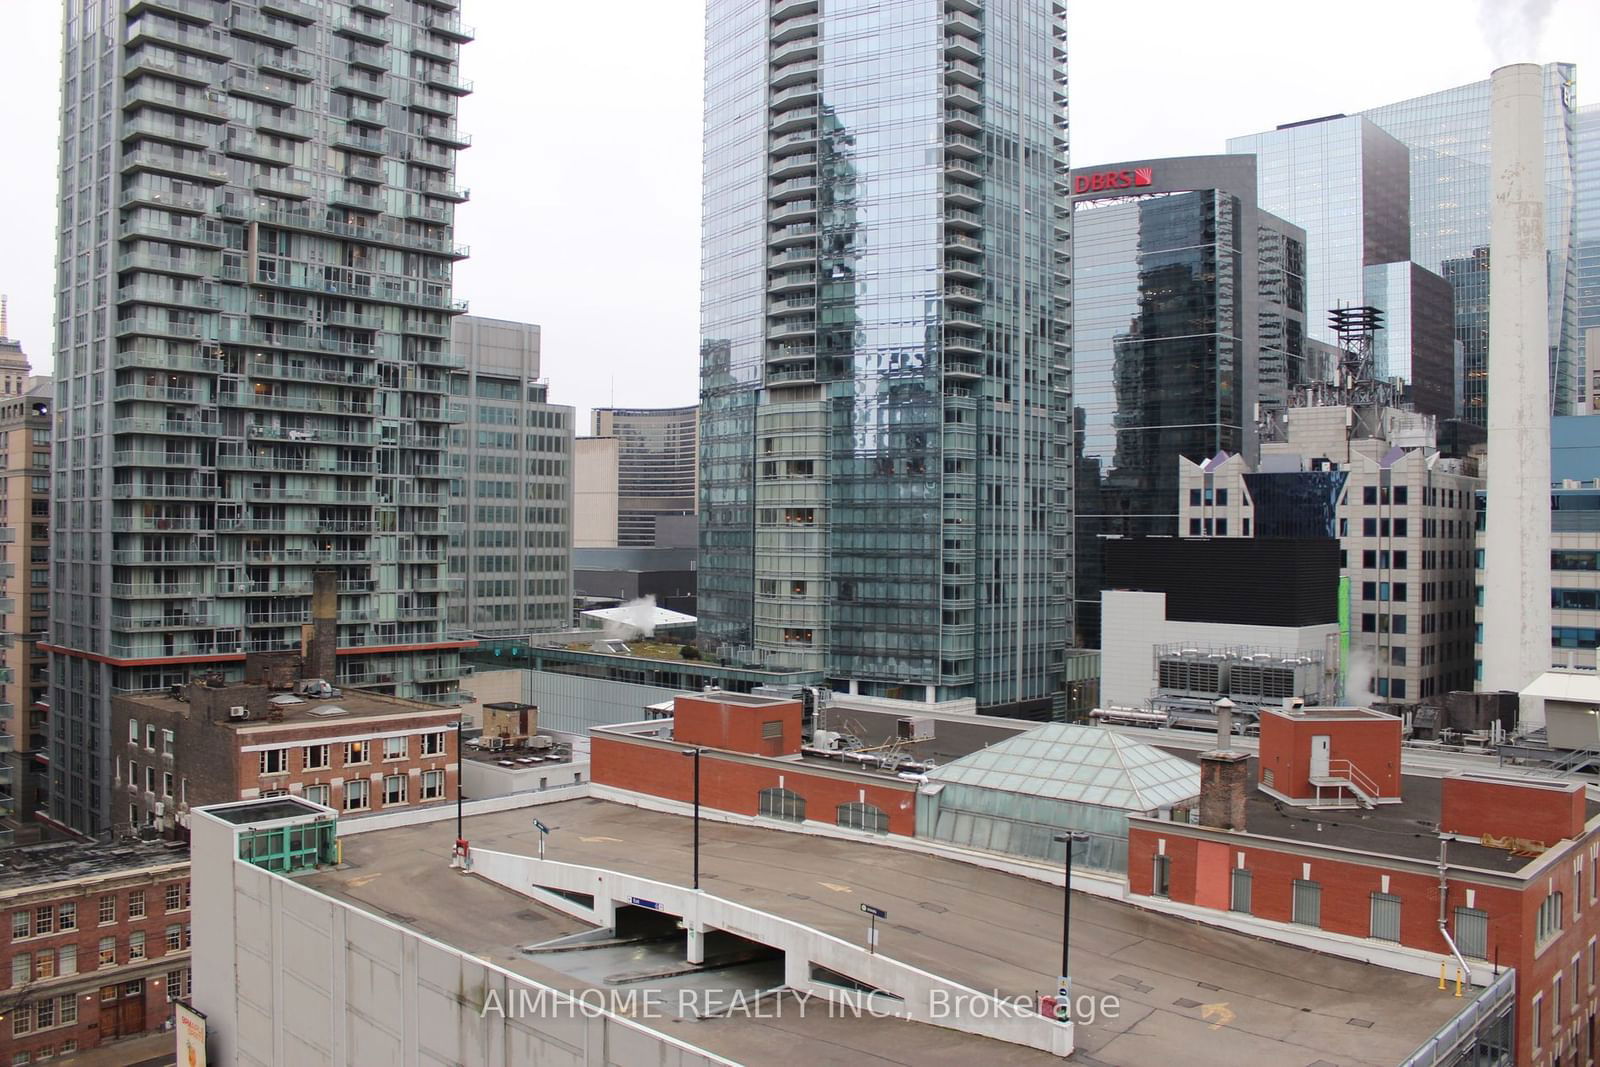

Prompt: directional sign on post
xmin=861 ymin=903 xmax=886 ymax=955
xmin=1054 ymin=977 xmax=1072 ymax=1022
xmin=533 ymin=819 xmax=550 ymax=834
xmin=860 ymin=904 xmax=887 ymax=919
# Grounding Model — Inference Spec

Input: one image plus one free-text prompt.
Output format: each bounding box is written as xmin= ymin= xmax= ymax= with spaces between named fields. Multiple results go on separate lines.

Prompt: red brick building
xmin=592 ymin=693 xmax=915 ymax=835
xmin=1127 ymin=705 xmax=1600 ymax=1067
xmin=0 ymin=839 xmax=190 ymax=1064
xmin=111 ymin=678 xmax=459 ymax=837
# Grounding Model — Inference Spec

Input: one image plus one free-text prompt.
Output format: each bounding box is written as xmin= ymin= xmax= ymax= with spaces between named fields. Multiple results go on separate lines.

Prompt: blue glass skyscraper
xmin=698 ymin=0 xmax=1072 ymax=715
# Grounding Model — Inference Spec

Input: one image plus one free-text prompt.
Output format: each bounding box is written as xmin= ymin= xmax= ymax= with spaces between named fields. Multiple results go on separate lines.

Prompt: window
xmin=1539 ymin=891 xmax=1565 ymax=943
xmin=1363 ymin=485 xmax=1377 ymax=505
xmin=10 ymin=912 xmax=28 ymax=940
xmin=166 ymin=966 xmax=191 ymax=1001
xmin=1454 ymin=906 xmax=1489 ymax=959
xmin=757 ymin=787 xmax=805 ymax=823
xmin=836 ymin=802 xmax=888 ymax=834
xmin=421 ymin=732 xmax=445 ymax=756
xmin=163 ymin=772 xmax=173 ymax=798
xmin=33 ymin=950 xmax=53 ymax=980
xmin=128 ymin=931 xmax=145 ymax=962
xmin=58 ymin=904 xmax=74 ymax=932
xmin=1369 ymin=893 xmax=1401 ymax=942
xmin=344 ymin=778 xmax=370 ymax=811
xmin=128 ymin=718 xmax=139 ymax=745
xmin=1292 ymin=879 xmax=1322 ymax=927
xmin=11 ymin=954 xmax=28 ymax=987
xmin=11 ymin=1001 xmax=30 ymax=1037
xmin=382 ymin=736 xmax=408 ymax=761
xmin=302 ymin=744 xmax=330 ymax=771
xmin=146 ymin=725 xmax=156 ymax=750
xmin=33 ymin=907 xmax=52 ymax=936
xmin=420 ymin=770 xmax=444 ymax=800
xmin=97 ymin=937 xmax=115 ymax=968
xmin=162 ymin=729 xmax=174 ymax=756
xmin=1152 ymin=855 xmax=1171 ymax=898
xmin=382 ymin=774 xmax=406 ymax=805
xmin=303 ymin=784 xmax=330 ymax=807
xmin=1229 ymin=868 xmax=1252 ymax=913
xmin=345 ymin=741 xmax=370 ymax=766
xmin=58 ymin=945 xmax=74 ymax=977
xmin=128 ymin=891 xmax=145 ymax=920
xmin=259 ymin=748 xmax=288 ymax=775
xmin=164 ymin=884 xmax=183 ymax=912
xmin=98 ymin=896 xmax=115 ymax=925
xmin=165 ymin=925 xmax=183 ymax=952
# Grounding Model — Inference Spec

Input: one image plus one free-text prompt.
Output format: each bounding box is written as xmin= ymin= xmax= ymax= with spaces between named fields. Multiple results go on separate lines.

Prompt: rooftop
xmin=0 ymin=837 xmax=188 ymax=894
xmin=1166 ymin=751 xmax=1599 ymax=873
xmin=118 ymin=684 xmax=454 ymax=728
xmin=305 ymin=798 xmax=1469 ymax=1067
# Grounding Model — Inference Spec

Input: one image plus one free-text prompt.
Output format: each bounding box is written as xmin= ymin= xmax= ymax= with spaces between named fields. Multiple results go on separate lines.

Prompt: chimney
xmin=1199 ymin=699 xmax=1247 ymax=831
xmin=308 ymin=568 xmax=338 ymax=682
xmin=1481 ymin=63 xmax=1552 ymax=726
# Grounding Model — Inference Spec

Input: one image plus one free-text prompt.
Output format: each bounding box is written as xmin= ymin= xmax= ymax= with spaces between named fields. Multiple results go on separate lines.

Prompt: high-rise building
xmin=697 ymin=0 xmax=1073 ymax=715
xmin=0 ymin=376 xmax=53 ymax=845
xmin=1226 ymin=116 xmax=1456 ymax=419
xmin=586 ymin=406 xmax=697 ymax=548
xmin=1361 ymin=63 xmax=1580 ymax=421
xmin=448 ymin=315 xmax=573 ymax=637
xmin=1577 ymin=103 xmax=1600 ymax=398
xmin=1070 ymin=155 xmax=1306 ymax=648
xmin=46 ymin=0 xmax=475 ymax=834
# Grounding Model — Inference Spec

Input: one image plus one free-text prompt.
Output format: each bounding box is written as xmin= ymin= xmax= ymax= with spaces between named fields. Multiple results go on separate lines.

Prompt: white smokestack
xmin=1480 ymin=63 xmax=1552 ymax=717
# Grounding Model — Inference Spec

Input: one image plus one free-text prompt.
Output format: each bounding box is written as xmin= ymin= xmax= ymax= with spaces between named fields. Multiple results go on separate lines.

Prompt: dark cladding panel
xmin=1104 ymin=538 xmax=1339 ymax=627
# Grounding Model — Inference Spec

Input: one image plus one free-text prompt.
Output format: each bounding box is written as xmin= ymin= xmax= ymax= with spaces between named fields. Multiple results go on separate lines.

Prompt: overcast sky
xmin=0 ymin=0 xmax=1595 ymax=426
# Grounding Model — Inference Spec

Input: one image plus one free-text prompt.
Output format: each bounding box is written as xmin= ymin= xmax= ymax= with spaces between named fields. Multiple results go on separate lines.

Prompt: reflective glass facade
xmin=1578 ymin=104 xmax=1599 ymax=399
xmin=1362 ymin=64 xmax=1580 ymax=421
xmin=49 ymin=0 xmax=474 ymax=833
xmin=1070 ymin=156 xmax=1304 ymax=647
xmin=699 ymin=0 xmax=1072 ymax=714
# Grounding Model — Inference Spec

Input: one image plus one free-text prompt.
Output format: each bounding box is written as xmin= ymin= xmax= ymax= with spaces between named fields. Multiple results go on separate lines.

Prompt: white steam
xmin=1344 ymin=647 xmax=1376 ymax=706
xmin=603 ymin=595 xmax=660 ymax=641
xmin=1477 ymin=0 xmax=1556 ymax=65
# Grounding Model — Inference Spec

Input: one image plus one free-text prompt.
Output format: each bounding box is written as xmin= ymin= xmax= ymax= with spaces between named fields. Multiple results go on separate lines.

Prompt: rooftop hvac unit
xmin=228 ymin=705 xmax=249 ymax=720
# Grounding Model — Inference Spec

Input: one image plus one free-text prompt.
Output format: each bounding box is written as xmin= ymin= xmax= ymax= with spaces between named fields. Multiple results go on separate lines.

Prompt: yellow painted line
xmin=1202 ymin=1002 xmax=1236 ymax=1030
xmin=818 ymin=882 xmax=852 ymax=893
xmin=346 ymin=873 xmax=383 ymax=889
xmin=579 ymin=835 xmax=623 ymax=844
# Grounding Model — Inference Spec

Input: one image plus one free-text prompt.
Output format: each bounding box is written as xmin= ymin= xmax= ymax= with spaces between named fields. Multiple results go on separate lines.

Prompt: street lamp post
xmin=455 ymin=716 xmax=464 ymax=844
xmin=1052 ymin=831 xmax=1089 ymax=1016
xmin=681 ymin=748 xmax=702 ymax=889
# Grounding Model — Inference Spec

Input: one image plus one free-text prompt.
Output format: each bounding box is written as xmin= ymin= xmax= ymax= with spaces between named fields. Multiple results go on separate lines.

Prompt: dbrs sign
xmin=1073 ymin=167 xmax=1154 ymax=195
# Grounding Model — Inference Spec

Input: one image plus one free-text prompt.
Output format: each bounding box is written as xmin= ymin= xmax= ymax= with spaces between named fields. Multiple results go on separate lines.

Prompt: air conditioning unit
xmin=228 ymin=705 xmax=249 ymax=720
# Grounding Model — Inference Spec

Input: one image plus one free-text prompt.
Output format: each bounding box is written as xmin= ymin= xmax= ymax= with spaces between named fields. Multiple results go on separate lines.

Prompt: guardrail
xmin=1396 ymin=967 xmax=1515 ymax=1067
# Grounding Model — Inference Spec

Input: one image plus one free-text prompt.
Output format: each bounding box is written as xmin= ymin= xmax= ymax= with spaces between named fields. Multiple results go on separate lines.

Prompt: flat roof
xmin=0 ymin=837 xmax=188 ymax=893
xmin=1163 ymin=750 xmax=1597 ymax=873
xmin=307 ymin=799 xmax=1466 ymax=1067
xmin=685 ymin=690 xmax=795 ymax=707
xmin=119 ymin=686 xmax=452 ymax=728
xmin=1261 ymin=705 xmax=1396 ymax=722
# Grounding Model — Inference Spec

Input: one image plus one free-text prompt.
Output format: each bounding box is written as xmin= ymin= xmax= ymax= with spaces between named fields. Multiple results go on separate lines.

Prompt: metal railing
xmin=1396 ymin=968 xmax=1514 ymax=1067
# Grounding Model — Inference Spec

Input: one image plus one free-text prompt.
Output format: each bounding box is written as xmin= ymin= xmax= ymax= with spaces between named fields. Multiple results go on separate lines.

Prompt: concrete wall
xmin=468 ymin=849 xmax=1072 ymax=1058
xmin=574 ymin=437 xmax=621 ymax=549
xmin=191 ymin=805 xmax=731 ymax=1067
xmin=461 ymin=756 xmax=591 ymax=800
xmin=1099 ymin=590 xmax=1338 ymax=708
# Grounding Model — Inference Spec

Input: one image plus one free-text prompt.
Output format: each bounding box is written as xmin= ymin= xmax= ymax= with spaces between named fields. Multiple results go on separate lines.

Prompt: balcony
xmin=767 ymin=363 xmax=817 ymax=386
xmin=945 ymin=58 xmax=984 ymax=87
xmin=771 ymin=82 xmax=819 ymax=109
xmin=109 ymin=482 xmax=216 ymax=501
xmin=126 ymin=0 xmax=216 ymax=22
xmin=246 ymin=425 xmax=379 ymax=446
xmin=335 ymin=17 xmax=391 ymax=44
xmin=332 ymin=125 xmax=386 ymax=156
xmin=246 ymin=360 xmax=379 ymax=387
xmin=111 ymin=613 xmax=216 ymax=632
xmin=261 ymin=0 xmax=319 ymax=23
xmin=251 ymin=171 xmax=313 ymax=199
xmin=945 ymin=29 xmax=981 ymax=63
xmin=945 ymin=131 xmax=984 ymax=159
xmin=114 ymin=317 xmax=207 ymax=342
xmin=333 ymin=71 xmax=388 ymax=100
xmin=330 ymin=187 xmax=384 ymax=212
xmin=116 ymin=249 xmax=209 ymax=274
xmin=227 ymin=9 xmax=301 ymax=46
xmin=771 ymin=10 xmax=818 ymax=44
xmin=121 ymin=147 xmax=230 ymax=183
xmin=945 ymin=283 xmax=983 ymax=305
xmin=111 ymin=382 xmax=203 ymax=404
xmin=772 ymin=0 xmax=819 ymax=20
xmin=224 ymin=131 xmax=294 ymax=165
xmin=111 ymin=549 xmax=219 ymax=566
xmin=111 ymin=515 xmax=210 ymax=533
xmin=345 ymin=99 xmax=389 ymax=126
xmin=241 ymin=486 xmax=379 ymax=504
xmin=405 ymin=140 xmax=453 ymax=170
xmin=126 ymin=21 xmax=232 ymax=59
xmin=113 ymin=347 xmax=222 ymax=375
xmin=768 ymin=175 xmax=817 ymax=203
xmin=116 ymin=284 xmax=220 ymax=311
xmin=229 ymin=391 xmax=376 ymax=417
xmin=420 ymin=124 xmax=470 ymax=149
xmin=770 ymin=152 xmax=816 ymax=180
xmin=768 ymin=270 xmax=816 ymax=294
xmin=425 ymin=69 xmax=473 ymax=95
xmin=410 ymin=33 xmax=458 ymax=64
xmin=112 ymin=415 xmax=223 ymax=437
xmin=346 ymin=42 xmax=389 ymax=71
xmin=944 ymin=179 xmax=983 ymax=208
xmin=771 ymin=105 xmax=818 ymax=135
xmin=770 ymin=53 xmax=818 ymax=89
xmin=123 ymin=50 xmax=215 ymax=86
xmin=424 ymin=14 xmax=475 ymax=41
xmin=409 ymin=179 xmax=468 ymax=202
xmin=121 ymin=114 xmax=213 ymax=148
xmin=256 ymin=111 xmax=312 ymax=140
xmin=944 ymin=256 xmax=983 ymax=281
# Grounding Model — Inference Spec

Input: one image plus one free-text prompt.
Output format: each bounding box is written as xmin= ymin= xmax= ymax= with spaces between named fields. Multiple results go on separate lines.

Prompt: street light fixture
xmin=1052 ymin=831 xmax=1089 ymax=1016
xmin=681 ymin=748 xmax=703 ymax=890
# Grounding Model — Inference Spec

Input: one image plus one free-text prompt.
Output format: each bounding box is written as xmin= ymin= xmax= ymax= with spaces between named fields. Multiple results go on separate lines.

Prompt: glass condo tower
xmin=698 ymin=0 xmax=1073 ymax=716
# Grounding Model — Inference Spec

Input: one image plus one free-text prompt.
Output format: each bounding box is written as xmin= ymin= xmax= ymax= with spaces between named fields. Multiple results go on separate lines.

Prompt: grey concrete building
xmin=449 ymin=316 xmax=573 ymax=637
xmin=46 ymin=0 xmax=475 ymax=834
xmin=587 ymin=406 xmax=697 ymax=548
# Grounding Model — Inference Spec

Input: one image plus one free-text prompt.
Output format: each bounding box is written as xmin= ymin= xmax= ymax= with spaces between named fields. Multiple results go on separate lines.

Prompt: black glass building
xmin=1071 ymin=155 xmax=1305 ymax=647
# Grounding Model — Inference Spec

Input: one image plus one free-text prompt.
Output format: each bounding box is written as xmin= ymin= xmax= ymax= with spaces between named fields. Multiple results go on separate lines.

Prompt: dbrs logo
xmin=1073 ymin=166 xmax=1154 ymax=195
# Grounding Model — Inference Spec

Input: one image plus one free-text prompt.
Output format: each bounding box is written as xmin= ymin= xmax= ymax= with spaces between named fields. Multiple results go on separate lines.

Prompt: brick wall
xmin=0 ymin=866 xmax=193 ymax=1063
xmin=1440 ymin=776 xmax=1586 ymax=846
xmin=673 ymin=695 xmax=802 ymax=758
xmin=592 ymin=733 xmax=915 ymax=835
xmin=1258 ymin=712 xmax=1402 ymax=800
xmin=234 ymin=716 xmax=459 ymax=816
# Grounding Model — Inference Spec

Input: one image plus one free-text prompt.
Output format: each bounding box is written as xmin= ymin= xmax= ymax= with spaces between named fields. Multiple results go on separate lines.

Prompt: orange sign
xmin=175 ymin=1001 xmax=207 ymax=1067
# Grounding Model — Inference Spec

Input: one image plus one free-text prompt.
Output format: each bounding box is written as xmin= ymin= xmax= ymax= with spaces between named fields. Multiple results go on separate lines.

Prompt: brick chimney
xmin=307 ymin=568 xmax=338 ymax=682
xmin=1198 ymin=698 xmax=1248 ymax=830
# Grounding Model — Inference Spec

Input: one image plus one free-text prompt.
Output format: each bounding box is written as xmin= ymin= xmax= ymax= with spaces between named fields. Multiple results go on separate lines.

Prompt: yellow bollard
xmin=1439 ymin=962 xmax=1447 ymax=991
xmin=1454 ymin=969 xmax=1463 ymax=998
